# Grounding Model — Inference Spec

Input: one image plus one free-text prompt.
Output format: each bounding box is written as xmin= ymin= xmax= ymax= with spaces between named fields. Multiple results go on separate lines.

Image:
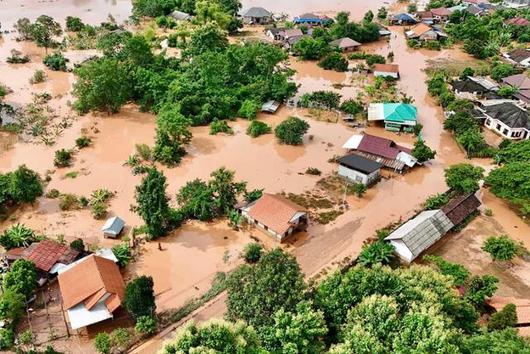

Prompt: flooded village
xmin=0 ymin=0 xmax=529 ymax=352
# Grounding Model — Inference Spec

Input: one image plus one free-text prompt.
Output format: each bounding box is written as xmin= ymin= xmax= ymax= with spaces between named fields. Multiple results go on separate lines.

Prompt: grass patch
xmin=64 ymin=171 xmax=79 ymax=179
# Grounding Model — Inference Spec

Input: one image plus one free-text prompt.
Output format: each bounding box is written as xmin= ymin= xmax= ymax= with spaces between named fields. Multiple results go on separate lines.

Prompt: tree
xmin=0 ymin=223 xmax=37 ymax=250
xmin=73 ymin=58 xmax=132 ymax=114
xmin=29 ymin=15 xmax=62 ymax=52
xmin=482 ymin=235 xmax=518 ymax=262
xmin=43 ymin=52 xmax=68 ymax=71
xmin=411 ymin=139 xmax=436 ymax=163
xmin=495 ymin=140 xmax=530 ymax=164
xmin=488 ymin=303 xmax=517 ymax=331
xmin=124 ymin=276 xmax=156 ymax=320
xmin=153 ymin=103 xmax=192 ymax=165
xmin=69 ymin=238 xmax=85 ymax=253
xmin=65 ymin=16 xmax=84 ymax=32
xmin=161 ymin=320 xmax=262 ymax=353
xmin=292 ymin=37 xmax=330 ymax=60
xmin=242 ymin=243 xmax=262 ymax=263
xmin=444 ymin=163 xmax=484 ymax=194
xmin=423 ymin=193 xmax=450 ymax=210
xmin=0 ymin=289 xmax=26 ymax=323
xmin=490 ymin=63 xmax=516 ymax=81
xmin=226 ymin=248 xmax=306 ymax=329
xmin=112 ymin=243 xmax=132 ymax=267
xmin=208 ymin=167 xmax=246 ymax=215
xmin=318 ymin=52 xmax=348 ymax=72
xmin=462 ymin=329 xmax=530 ymax=353
xmin=246 ymin=120 xmax=271 ymax=138
xmin=3 ymin=259 xmax=38 ymax=298
xmin=135 ymin=168 xmax=171 ymax=239
xmin=464 ymin=274 xmax=498 ymax=307
xmin=185 ymin=23 xmax=228 ymax=57
xmin=238 ymin=99 xmax=260 ymax=119
xmin=176 ymin=179 xmax=215 ymax=221
xmin=485 ymin=162 xmax=530 ymax=216
xmin=274 ymin=117 xmax=310 ymax=145
xmin=423 ymin=255 xmax=470 ymax=287
xmin=7 ymin=165 xmax=43 ymax=204
xmin=132 ymin=0 xmax=177 ymax=17
xmin=377 ymin=7 xmax=388 ymax=20
xmin=358 ymin=241 xmax=395 ymax=267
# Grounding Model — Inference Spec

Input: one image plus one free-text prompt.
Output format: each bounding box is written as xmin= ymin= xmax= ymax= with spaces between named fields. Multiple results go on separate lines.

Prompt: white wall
xmin=338 ymin=165 xmax=379 ymax=185
xmin=374 ymin=71 xmax=399 ymax=79
xmin=389 ymin=240 xmax=414 ymax=263
xmin=485 ymin=118 xmax=530 ymax=140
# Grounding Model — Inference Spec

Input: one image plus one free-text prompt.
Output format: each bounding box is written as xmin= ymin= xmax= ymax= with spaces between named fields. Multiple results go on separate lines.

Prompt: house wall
xmin=485 ymin=117 xmax=530 ymax=140
xmin=338 ymin=165 xmax=380 ymax=185
xmin=419 ymin=31 xmax=438 ymax=41
xmin=374 ymin=71 xmax=399 ymax=79
xmin=389 ymin=240 xmax=414 ymax=263
xmin=241 ymin=211 xmax=307 ymax=242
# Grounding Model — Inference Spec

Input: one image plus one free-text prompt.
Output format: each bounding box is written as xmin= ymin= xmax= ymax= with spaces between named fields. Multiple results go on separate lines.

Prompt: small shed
xmin=242 ymin=7 xmax=273 ymax=24
xmin=101 ymin=216 xmax=125 ymax=238
xmin=330 ymin=37 xmax=361 ymax=52
xmin=373 ymin=64 xmax=400 ymax=79
xmin=170 ymin=10 xmax=192 ymax=21
xmin=338 ymin=154 xmax=382 ymax=185
xmin=261 ymin=100 xmax=280 ymax=113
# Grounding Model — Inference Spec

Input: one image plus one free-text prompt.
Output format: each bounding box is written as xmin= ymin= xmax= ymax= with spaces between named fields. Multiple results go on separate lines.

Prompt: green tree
xmin=0 ymin=223 xmax=37 ymax=250
xmin=65 ymin=16 xmax=84 ymax=32
xmin=358 ymin=241 xmax=395 ymax=267
xmin=318 ymin=52 xmax=348 ymax=72
xmin=242 ymin=242 xmax=262 ymax=263
xmin=153 ymin=103 xmax=192 ymax=165
xmin=377 ymin=7 xmax=388 ymax=20
xmin=495 ymin=140 xmax=530 ymax=164
xmin=485 ymin=162 xmax=530 ymax=215
xmin=423 ymin=255 xmax=470 ymax=287
xmin=462 ymin=328 xmax=530 ymax=353
xmin=3 ymin=259 xmax=38 ymax=298
xmin=292 ymin=37 xmax=330 ymax=60
xmin=124 ymin=276 xmax=156 ymax=320
xmin=237 ymin=99 xmax=260 ymax=119
xmin=73 ymin=58 xmax=132 ymax=114
xmin=0 ymin=289 xmax=26 ymax=323
xmin=246 ymin=120 xmax=272 ymax=138
xmin=135 ymin=168 xmax=171 ymax=239
xmin=488 ymin=303 xmax=517 ymax=331
xmin=423 ymin=193 xmax=449 ymax=210
xmin=29 ymin=15 xmax=62 ymax=52
xmin=7 ymin=165 xmax=43 ymax=204
xmin=208 ymin=167 xmax=246 ymax=215
xmin=69 ymin=238 xmax=85 ymax=253
xmin=444 ymin=163 xmax=484 ymax=194
xmin=132 ymin=0 xmax=177 ymax=17
xmin=490 ymin=63 xmax=516 ymax=81
xmin=112 ymin=243 xmax=132 ymax=267
xmin=185 ymin=23 xmax=228 ymax=57
xmin=464 ymin=274 xmax=498 ymax=307
xmin=482 ymin=235 xmax=518 ymax=262
xmin=274 ymin=117 xmax=310 ymax=145
xmin=411 ymin=139 xmax=436 ymax=163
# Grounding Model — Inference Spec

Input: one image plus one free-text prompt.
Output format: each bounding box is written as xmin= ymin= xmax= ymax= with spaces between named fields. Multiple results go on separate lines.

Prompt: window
xmin=503 ymin=129 xmax=509 ymax=136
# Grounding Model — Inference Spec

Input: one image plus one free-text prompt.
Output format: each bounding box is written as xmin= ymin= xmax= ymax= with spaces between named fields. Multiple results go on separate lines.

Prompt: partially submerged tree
xmin=482 ymin=235 xmax=518 ymax=262
xmin=444 ymin=163 xmax=484 ymax=194
xmin=124 ymin=276 xmax=156 ymax=320
xmin=135 ymin=168 xmax=171 ymax=239
xmin=274 ymin=117 xmax=310 ymax=145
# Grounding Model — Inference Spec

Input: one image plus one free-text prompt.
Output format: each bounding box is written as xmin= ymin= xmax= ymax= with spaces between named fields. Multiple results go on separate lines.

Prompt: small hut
xmin=101 ymin=216 xmax=125 ymax=239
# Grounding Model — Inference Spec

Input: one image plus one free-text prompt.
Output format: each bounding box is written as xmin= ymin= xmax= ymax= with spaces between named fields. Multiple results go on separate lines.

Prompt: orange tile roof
xmin=487 ymin=296 xmax=530 ymax=325
xmin=23 ymin=240 xmax=79 ymax=272
xmin=247 ymin=194 xmax=307 ymax=235
xmin=410 ymin=23 xmax=434 ymax=37
xmin=373 ymin=64 xmax=399 ymax=74
xmin=58 ymin=255 xmax=125 ymax=312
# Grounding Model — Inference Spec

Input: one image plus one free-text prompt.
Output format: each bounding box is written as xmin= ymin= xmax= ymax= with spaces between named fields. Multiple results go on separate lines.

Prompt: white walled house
xmin=337 ymin=154 xmax=382 ymax=186
xmin=373 ymin=64 xmax=400 ymax=79
xmin=481 ymin=102 xmax=530 ymax=140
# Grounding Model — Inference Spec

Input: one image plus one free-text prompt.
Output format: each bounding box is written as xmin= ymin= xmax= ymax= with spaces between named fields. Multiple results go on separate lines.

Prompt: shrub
xmin=59 ymin=193 xmax=80 ymax=211
xmin=30 ymin=69 xmax=46 ymax=84
xmin=242 ymin=243 xmax=263 ymax=263
xmin=6 ymin=49 xmax=30 ymax=64
xmin=43 ymin=53 xmax=68 ymax=71
xmin=488 ymin=303 xmax=517 ymax=331
xmin=358 ymin=241 xmax=395 ymax=267
xmin=53 ymin=149 xmax=73 ymax=167
xmin=318 ymin=52 xmax=348 ymax=72
xmin=136 ymin=315 xmax=157 ymax=335
xmin=423 ymin=255 xmax=470 ymax=286
xmin=340 ymin=99 xmax=363 ymax=116
xmin=124 ymin=276 xmax=156 ymax=319
xmin=66 ymin=16 xmax=85 ymax=32
xmin=482 ymin=235 xmax=518 ymax=262
xmin=351 ymin=183 xmax=367 ymax=197
xmin=423 ymin=193 xmax=449 ymax=210
xmin=210 ymin=119 xmax=233 ymax=135
xmin=246 ymin=120 xmax=271 ymax=138
xmin=94 ymin=332 xmax=111 ymax=354
xmin=0 ymin=223 xmax=37 ymax=250
xmin=69 ymin=238 xmax=85 ymax=253
xmin=75 ymin=136 xmax=91 ymax=148
xmin=238 ymin=99 xmax=260 ymax=119
xmin=484 ymin=208 xmax=493 ymax=217
xmin=305 ymin=167 xmax=321 ymax=175
xmin=299 ymin=91 xmax=341 ymax=110
xmin=274 ymin=117 xmax=310 ymax=145
xmin=0 ymin=328 xmax=15 ymax=350
xmin=90 ymin=201 xmax=108 ymax=219
xmin=112 ymin=243 xmax=132 ymax=267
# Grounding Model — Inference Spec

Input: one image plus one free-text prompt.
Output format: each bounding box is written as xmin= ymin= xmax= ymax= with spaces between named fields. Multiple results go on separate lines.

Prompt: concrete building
xmin=481 ymin=102 xmax=530 ymax=139
xmin=337 ymin=154 xmax=382 ymax=186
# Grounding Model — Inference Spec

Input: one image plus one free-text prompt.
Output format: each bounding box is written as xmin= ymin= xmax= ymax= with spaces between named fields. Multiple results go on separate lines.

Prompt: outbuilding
xmin=101 ymin=216 xmax=125 ymax=238
xmin=329 ymin=37 xmax=361 ymax=52
xmin=242 ymin=7 xmax=273 ymax=24
xmin=373 ymin=64 xmax=400 ymax=79
xmin=337 ymin=154 xmax=382 ymax=186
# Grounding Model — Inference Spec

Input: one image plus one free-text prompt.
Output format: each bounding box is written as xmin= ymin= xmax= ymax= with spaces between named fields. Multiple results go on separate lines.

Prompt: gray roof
xmin=385 ymin=210 xmax=454 ymax=260
xmin=338 ymin=154 xmax=383 ymax=174
xmin=330 ymin=37 xmax=362 ymax=49
xmin=170 ymin=10 xmax=192 ymax=21
xmin=261 ymin=100 xmax=280 ymax=113
xmin=243 ymin=7 xmax=272 ymax=18
xmin=484 ymin=102 xmax=530 ymax=129
xmin=451 ymin=78 xmax=490 ymax=93
xmin=101 ymin=216 xmax=125 ymax=235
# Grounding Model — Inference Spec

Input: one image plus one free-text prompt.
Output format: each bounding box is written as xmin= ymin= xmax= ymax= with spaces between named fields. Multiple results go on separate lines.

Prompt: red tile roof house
xmin=430 ymin=7 xmax=452 ymax=22
xmin=239 ymin=194 xmax=308 ymax=242
xmin=58 ymin=255 xmax=125 ymax=330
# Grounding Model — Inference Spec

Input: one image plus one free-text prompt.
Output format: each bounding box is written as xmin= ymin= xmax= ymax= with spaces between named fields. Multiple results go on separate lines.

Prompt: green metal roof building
xmin=368 ymin=103 xmax=418 ymax=132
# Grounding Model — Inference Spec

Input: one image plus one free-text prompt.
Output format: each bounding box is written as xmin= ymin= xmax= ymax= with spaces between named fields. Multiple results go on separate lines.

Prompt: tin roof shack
xmin=101 ymin=216 xmax=125 ymax=239
xmin=240 ymin=194 xmax=308 ymax=242
xmin=385 ymin=210 xmax=454 ymax=263
xmin=242 ymin=7 xmax=273 ymax=24
xmin=330 ymin=37 xmax=361 ymax=52
xmin=261 ymin=100 xmax=281 ymax=113
xmin=337 ymin=154 xmax=382 ymax=186
xmin=368 ymin=103 xmax=418 ymax=132
xmin=170 ymin=10 xmax=192 ymax=21
xmin=373 ymin=64 xmax=400 ymax=79
xmin=481 ymin=102 xmax=530 ymax=140
xmin=441 ymin=193 xmax=481 ymax=227
xmin=58 ymin=255 xmax=125 ymax=330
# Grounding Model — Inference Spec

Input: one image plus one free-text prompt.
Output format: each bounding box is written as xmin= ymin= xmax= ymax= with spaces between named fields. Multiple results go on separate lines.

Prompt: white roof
xmin=396 ymin=151 xmax=418 ymax=167
xmin=367 ymin=103 xmax=385 ymax=121
xmin=67 ymin=297 xmax=113 ymax=330
xmin=469 ymin=76 xmax=499 ymax=91
xmin=342 ymin=134 xmax=364 ymax=149
xmin=101 ymin=216 xmax=125 ymax=235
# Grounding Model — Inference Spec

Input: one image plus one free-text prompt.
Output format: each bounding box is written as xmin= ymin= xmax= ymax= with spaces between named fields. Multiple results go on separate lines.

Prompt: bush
xmin=305 ymin=167 xmax=321 ymax=175
xmin=66 ymin=16 xmax=85 ymax=32
xmin=124 ymin=276 xmax=156 ymax=319
xmin=488 ymin=303 xmax=517 ymax=331
xmin=59 ymin=193 xmax=80 ymax=211
xmin=210 ymin=119 xmax=233 ymax=135
xmin=340 ymin=99 xmax=363 ymax=116
xmin=90 ymin=200 xmax=108 ymax=219
xmin=6 ymin=50 xmax=30 ymax=64
xmin=274 ymin=117 xmax=310 ymax=145
xmin=0 ymin=328 xmax=15 ymax=350
xmin=444 ymin=163 xmax=484 ymax=194
xmin=112 ymin=243 xmax=132 ymax=267
xmin=43 ymin=53 xmax=68 ymax=71
xmin=0 ymin=223 xmax=37 ymax=250
xmin=242 ymin=243 xmax=263 ymax=263
xmin=238 ymin=100 xmax=260 ymax=119
xmin=54 ymin=149 xmax=73 ymax=167
xmin=299 ymin=91 xmax=341 ymax=110
xmin=318 ymin=52 xmax=348 ymax=72
xmin=423 ymin=193 xmax=449 ymax=210
xmin=136 ymin=315 xmax=157 ymax=335
xmin=75 ymin=136 xmax=91 ymax=148
xmin=246 ymin=120 xmax=271 ymax=138
xmin=30 ymin=69 xmax=46 ymax=84
xmin=94 ymin=332 xmax=111 ymax=354
xmin=69 ymin=238 xmax=85 ymax=253
xmin=358 ymin=241 xmax=395 ymax=267
xmin=482 ymin=235 xmax=518 ymax=262
xmin=423 ymin=255 xmax=470 ymax=286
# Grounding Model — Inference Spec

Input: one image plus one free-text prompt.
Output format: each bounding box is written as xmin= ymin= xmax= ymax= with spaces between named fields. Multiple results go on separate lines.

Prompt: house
xmin=170 ymin=10 xmax=191 ymax=21
xmin=261 ymin=100 xmax=280 ymax=113
xmin=240 ymin=194 xmax=308 ymax=241
xmin=504 ymin=0 xmax=530 ymax=8
xmin=486 ymin=296 xmax=530 ymax=328
xmin=406 ymin=23 xmax=446 ymax=41
xmin=342 ymin=133 xmax=418 ymax=172
xmin=265 ymin=27 xmax=285 ymax=40
xmin=430 ymin=7 xmax=452 ymax=22
xmin=466 ymin=4 xmax=485 ymax=16
xmin=416 ymin=11 xmax=434 ymax=24
xmin=385 ymin=210 xmax=454 ymax=263
xmin=278 ymin=28 xmax=303 ymax=41
xmin=242 ymin=7 xmax=273 ymax=24
xmin=368 ymin=103 xmax=418 ymax=132
xmin=329 ymin=37 xmax=361 ymax=52
xmin=101 ymin=216 xmax=125 ymax=239
xmin=391 ymin=13 xmax=418 ymax=25
xmin=502 ymin=73 xmax=530 ymax=105
xmin=504 ymin=17 xmax=530 ymax=27
xmin=337 ymin=154 xmax=382 ymax=186
xmin=7 ymin=240 xmax=79 ymax=276
xmin=451 ymin=77 xmax=494 ymax=99
xmin=481 ymin=102 xmax=530 ymax=139
xmin=503 ymin=48 xmax=530 ymax=67
xmin=373 ymin=64 xmax=400 ymax=79
xmin=284 ymin=34 xmax=308 ymax=51
xmin=376 ymin=23 xmax=392 ymax=37
xmin=462 ymin=0 xmax=491 ymax=5
xmin=293 ymin=13 xmax=331 ymax=26
xmin=441 ymin=193 xmax=481 ymax=226
xmin=58 ymin=255 xmax=125 ymax=330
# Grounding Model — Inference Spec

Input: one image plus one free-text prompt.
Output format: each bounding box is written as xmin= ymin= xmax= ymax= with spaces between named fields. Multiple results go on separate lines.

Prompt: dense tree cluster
xmin=0 ymin=165 xmax=43 ymax=218
xmin=444 ymin=163 xmax=484 ymax=194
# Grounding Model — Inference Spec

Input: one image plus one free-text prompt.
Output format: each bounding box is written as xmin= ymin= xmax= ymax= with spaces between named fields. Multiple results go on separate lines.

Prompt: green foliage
xmin=75 ymin=136 xmax=91 ymax=148
xmin=0 ymin=289 xmax=26 ymax=323
xmin=135 ymin=315 xmax=157 ymax=335
xmin=423 ymin=255 xmax=470 ymax=287
xmin=0 ymin=328 xmax=15 ymax=350
xmin=377 ymin=7 xmax=388 ymax=19
xmin=210 ymin=119 xmax=233 ymax=135
xmin=330 ymin=11 xmax=381 ymax=43
xmin=348 ymin=52 xmax=386 ymax=66
xmin=339 ymin=99 xmax=363 ymax=116
xmin=65 ymin=16 xmax=85 ymax=32
xmin=0 ymin=223 xmax=37 ymax=250
xmin=482 ymin=235 xmax=518 ymax=262
xmin=238 ymin=99 xmax=260 ymax=119
xmin=53 ymin=149 xmax=73 ymax=167
xmin=464 ymin=274 xmax=498 ymax=307
xmin=43 ymin=52 xmax=68 ymax=71
xmin=226 ymin=248 xmax=306 ymax=329
xmin=112 ymin=243 xmax=132 ymax=267
xmin=6 ymin=49 xmax=30 ymax=64
xmin=274 ymin=117 xmax=310 ymax=145
xmin=132 ymin=0 xmax=177 ymax=17
xmin=488 ymin=303 xmax=517 ymax=331
xmin=299 ymin=91 xmax=341 ymax=110
xmin=305 ymin=167 xmax=321 ymax=176
xmin=462 ymin=328 xmax=530 ymax=352
xmin=3 ymin=259 xmax=38 ymax=298
xmin=242 ymin=242 xmax=262 ymax=263
xmin=351 ymin=183 xmax=367 ymax=198
xmin=94 ymin=332 xmax=111 ymax=354
xmin=153 ymin=103 xmax=192 ymax=165
xmin=135 ymin=168 xmax=171 ymax=239
xmin=497 ymin=85 xmax=518 ymax=98
xmin=485 ymin=161 xmax=530 ymax=216
xmin=490 ymin=63 xmax=517 ymax=82
xmin=244 ymin=188 xmax=263 ymax=203
xmin=292 ymin=37 xmax=330 ymax=60
xmin=444 ymin=163 xmax=484 ymax=194
xmin=3 ymin=165 xmax=43 ymax=205
xmin=26 ymin=15 xmax=62 ymax=50
xmin=358 ymin=241 xmax=395 ymax=267
xmin=423 ymin=193 xmax=449 ymax=210
xmin=495 ymin=140 xmax=530 ymax=164
xmin=69 ymin=238 xmax=85 ymax=253
xmin=411 ymin=139 xmax=436 ymax=163
xmin=30 ymin=69 xmax=46 ymax=84
xmin=318 ymin=52 xmax=349 ymax=72
xmin=246 ymin=120 xmax=271 ymax=138
xmin=124 ymin=276 xmax=156 ymax=319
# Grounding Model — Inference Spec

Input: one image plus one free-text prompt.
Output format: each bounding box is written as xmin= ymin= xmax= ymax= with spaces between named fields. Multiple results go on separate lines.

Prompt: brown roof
xmin=417 ymin=11 xmax=433 ymax=19
xmin=431 ymin=7 xmax=451 ymax=16
xmin=373 ymin=63 xmax=399 ymax=74
xmin=441 ymin=193 xmax=481 ymax=226
xmin=487 ymin=296 xmax=530 ymax=325
xmin=22 ymin=240 xmax=79 ymax=272
xmin=409 ymin=23 xmax=434 ymax=36
xmin=358 ymin=133 xmax=411 ymax=160
xmin=58 ymin=255 xmax=125 ymax=312
xmin=247 ymin=194 xmax=306 ymax=235
xmin=502 ymin=74 xmax=530 ymax=89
